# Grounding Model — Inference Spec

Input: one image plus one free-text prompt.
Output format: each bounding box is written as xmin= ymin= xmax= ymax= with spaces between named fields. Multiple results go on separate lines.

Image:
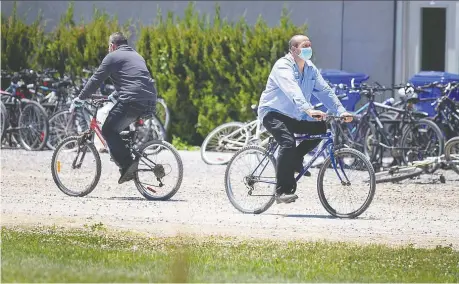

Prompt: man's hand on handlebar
xmin=340 ymin=111 xmax=354 ymax=123
xmin=306 ymin=109 xmax=327 ymax=121
xmin=69 ymin=97 xmax=85 ymax=112
xmin=306 ymin=109 xmax=354 ymax=123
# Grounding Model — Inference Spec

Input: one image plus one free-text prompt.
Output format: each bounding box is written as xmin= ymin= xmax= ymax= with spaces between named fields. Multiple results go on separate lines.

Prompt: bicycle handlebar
xmin=311 ymin=114 xmax=356 ymax=123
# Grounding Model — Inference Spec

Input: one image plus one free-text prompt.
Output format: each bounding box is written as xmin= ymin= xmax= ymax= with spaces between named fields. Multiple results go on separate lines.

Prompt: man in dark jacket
xmin=72 ymin=32 xmax=157 ymax=184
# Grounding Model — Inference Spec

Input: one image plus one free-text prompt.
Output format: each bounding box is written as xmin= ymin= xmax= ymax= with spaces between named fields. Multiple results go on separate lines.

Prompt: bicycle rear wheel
xmin=224 ymin=145 xmax=276 ymax=214
xmin=445 ymin=136 xmax=459 ymax=175
xmin=317 ymin=148 xmax=376 ymax=218
xmin=51 ymin=136 xmax=101 ymax=197
xmin=133 ymin=140 xmax=183 ymax=201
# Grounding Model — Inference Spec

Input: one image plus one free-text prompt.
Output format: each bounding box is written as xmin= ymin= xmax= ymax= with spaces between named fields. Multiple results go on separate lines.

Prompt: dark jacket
xmin=78 ymin=45 xmax=157 ymax=103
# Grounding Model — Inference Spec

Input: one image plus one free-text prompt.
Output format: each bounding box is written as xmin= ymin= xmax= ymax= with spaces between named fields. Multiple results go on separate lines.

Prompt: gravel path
xmin=1 ymin=148 xmax=458 ymax=249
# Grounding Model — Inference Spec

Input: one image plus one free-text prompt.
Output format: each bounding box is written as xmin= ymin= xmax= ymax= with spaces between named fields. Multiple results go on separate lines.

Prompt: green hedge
xmin=1 ymin=1 xmax=306 ymax=145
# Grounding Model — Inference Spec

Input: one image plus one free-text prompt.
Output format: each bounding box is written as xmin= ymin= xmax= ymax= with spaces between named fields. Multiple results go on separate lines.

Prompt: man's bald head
xmin=288 ymin=35 xmax=310 ymax=51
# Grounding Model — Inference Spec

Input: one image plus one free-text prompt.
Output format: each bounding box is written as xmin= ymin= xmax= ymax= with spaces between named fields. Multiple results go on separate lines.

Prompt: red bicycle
xmin=50 ymin=96 xmax=183 ymax=200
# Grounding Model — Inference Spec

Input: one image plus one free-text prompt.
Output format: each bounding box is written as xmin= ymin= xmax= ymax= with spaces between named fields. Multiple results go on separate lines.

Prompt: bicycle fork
xmin=71 ymin=136 xmax=89 ymax=169
xmin=328 ymin=143 xmax=351 ymax=186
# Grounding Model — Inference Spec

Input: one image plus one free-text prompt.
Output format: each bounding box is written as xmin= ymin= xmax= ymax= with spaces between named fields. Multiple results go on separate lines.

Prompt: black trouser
xmin=102 ymin=100 xmax=155 ymax=169
xmin=262 ymin=111 xmax=326 ymax=194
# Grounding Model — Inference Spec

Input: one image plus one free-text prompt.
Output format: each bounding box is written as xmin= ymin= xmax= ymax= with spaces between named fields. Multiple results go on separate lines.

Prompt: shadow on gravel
xmin=266 ymin=213 xmax=378 ymax=220
xmin=84 ymin=196 xmax=187 ymax=202
xmin=266 ymin=213 xmax=334 ymax=219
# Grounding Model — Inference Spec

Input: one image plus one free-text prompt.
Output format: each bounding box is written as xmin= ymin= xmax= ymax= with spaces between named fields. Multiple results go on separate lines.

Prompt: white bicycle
xmin=200 ymin=105 xmax=271 ymax=165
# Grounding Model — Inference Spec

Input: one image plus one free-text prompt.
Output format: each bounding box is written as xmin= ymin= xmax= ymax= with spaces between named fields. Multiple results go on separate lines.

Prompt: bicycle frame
xmin=74 ymin=103 xmax=108 ymax=149
xmin=250 ymin=130 xmax=349 ymax=186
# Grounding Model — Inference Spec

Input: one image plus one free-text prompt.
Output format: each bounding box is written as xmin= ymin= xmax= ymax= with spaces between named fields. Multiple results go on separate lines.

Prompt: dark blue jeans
xmin=102 ymin=100 xmax=155 ymax=169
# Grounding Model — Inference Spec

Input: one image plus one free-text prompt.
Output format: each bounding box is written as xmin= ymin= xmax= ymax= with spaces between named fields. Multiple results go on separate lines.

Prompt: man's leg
xmin=102 ymin=102 xmax=146 ymax=183
xmin=290 ymin=120 xmax=327 ymax=171
xmin=262 ymin=112 xmax=299 ymax=203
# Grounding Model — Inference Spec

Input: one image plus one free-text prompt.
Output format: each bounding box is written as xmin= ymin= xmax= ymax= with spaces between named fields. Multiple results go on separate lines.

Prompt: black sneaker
xmin=118 ymin=160 xmax=139 ymax=184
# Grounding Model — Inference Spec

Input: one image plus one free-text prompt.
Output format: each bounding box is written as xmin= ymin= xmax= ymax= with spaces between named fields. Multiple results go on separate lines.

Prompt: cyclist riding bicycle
xmin=258 ymin=34 xmax=353 ymax=204
xmin=71 ymin=32 xmax=157 ymax=184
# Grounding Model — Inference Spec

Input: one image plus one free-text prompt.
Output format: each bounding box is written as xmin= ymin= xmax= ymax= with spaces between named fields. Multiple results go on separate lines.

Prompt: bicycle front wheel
xmin=317 ymin=148 xmax=376 ymax=218
xmin=224 ymin=145 xmax=276 ymax=214
xmin=51 ymin=136 xmax=101 ymax=197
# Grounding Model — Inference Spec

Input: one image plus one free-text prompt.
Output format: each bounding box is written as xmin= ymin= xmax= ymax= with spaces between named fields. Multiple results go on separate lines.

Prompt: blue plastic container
xmin=314 ymin=69 xmax=369 ymax=112
xmin=408 ymin=71 xmax=459 ymax=117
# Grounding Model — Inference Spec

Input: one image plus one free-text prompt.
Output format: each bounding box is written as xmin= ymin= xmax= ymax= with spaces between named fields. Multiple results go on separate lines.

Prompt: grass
xmin=1 ymin=225 xmax=458 ymax=283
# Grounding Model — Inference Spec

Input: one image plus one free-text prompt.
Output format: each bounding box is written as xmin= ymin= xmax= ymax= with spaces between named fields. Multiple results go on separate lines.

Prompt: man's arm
xmin=78 ymin=55 xmax=114 ymax=100
xmin=272 ymin=59 xmax=314 ymax=113
xmin=309 ymin=62 xmax=347 ymax=115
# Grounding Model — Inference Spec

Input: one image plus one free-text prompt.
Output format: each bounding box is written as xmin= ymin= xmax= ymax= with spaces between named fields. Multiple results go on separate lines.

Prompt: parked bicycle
xmin=330 ymin=83 xmax=444 ymax=171
xmin=1 ymin=71 xmax=49 ymax=150
xmin=374 ymin=135 xmax=459 ymax=184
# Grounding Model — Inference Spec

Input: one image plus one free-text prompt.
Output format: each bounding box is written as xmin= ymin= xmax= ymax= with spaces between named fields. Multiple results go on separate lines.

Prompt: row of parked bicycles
xmin=0 ymin=68 xmax=170 ymax=152
xmin=200 ymin=79 xmax=459 ymax=187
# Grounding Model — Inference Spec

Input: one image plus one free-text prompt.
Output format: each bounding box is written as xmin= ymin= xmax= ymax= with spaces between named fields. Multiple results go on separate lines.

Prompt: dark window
xmin=421 ymin=7 xmax=446 ymax=71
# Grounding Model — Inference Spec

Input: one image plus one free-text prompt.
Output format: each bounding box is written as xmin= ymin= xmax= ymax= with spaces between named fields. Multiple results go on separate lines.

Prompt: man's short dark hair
xmin=109 ymin=32 xmax=128 ymax=46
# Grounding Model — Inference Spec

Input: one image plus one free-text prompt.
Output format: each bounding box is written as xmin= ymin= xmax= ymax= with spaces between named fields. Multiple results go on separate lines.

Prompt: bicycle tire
xmin=374 ymin=166 xmax=423 ymax=184
xmin=364 ymin=113 xmax=396 ymax=164
xmin=317 ymin=148 xmax=376 ymax=218
xmin=400 ymin=118 xmax=445 ymax=166
xmin=224 ymin=145 xmax=277 ymax=214
xmin=444 ymin=136 xmax=459 ymax=175
xmin=201 ymin=122 xmax=249 ymax=165
xmin=47 ymin=109 xmax=89 ymax=151
xmin=0 ymin=100 xmax=7 ymax=140
xmin=150 ymin=114 xmax=167 ymax=141
xmin=51 ymin=136 xmax=101 ymax=197
xmin=133 ymin=140 xmax=183 ymax=201
xmin=156 ymin=97 xmax=171 ymax=131
xmin=18 ymin=99 xmax=49 ymax=151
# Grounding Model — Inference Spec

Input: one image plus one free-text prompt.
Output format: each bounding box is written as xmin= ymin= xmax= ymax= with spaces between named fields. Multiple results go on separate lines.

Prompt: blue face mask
xmin=299 ymin=47 xmax=312 ymax=61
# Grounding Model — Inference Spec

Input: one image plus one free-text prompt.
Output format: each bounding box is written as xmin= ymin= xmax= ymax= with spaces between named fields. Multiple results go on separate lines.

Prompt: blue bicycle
xmin=224 ymin=115 xmax=376 ymax=218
